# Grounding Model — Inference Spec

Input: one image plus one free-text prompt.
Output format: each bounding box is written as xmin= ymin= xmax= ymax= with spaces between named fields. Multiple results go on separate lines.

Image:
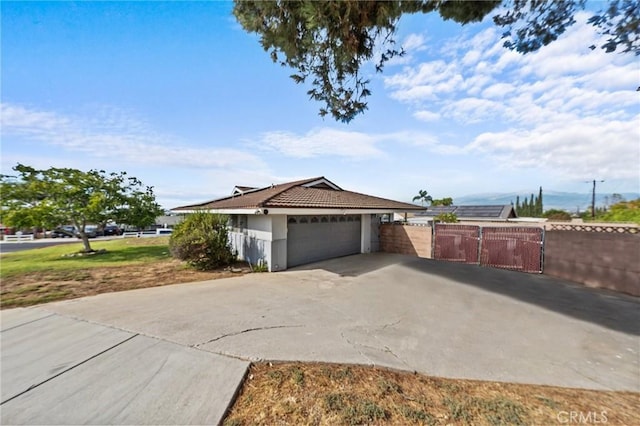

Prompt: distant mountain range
xmin=454 ymin=191 xmax=640 ymax=213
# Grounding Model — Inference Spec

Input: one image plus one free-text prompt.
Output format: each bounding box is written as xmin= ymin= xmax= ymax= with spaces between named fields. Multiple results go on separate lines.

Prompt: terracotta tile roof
xmin=266 ymin=187 xmax=422 ymax=210
xmin=173 ymin=177 xmax=423 ymax=211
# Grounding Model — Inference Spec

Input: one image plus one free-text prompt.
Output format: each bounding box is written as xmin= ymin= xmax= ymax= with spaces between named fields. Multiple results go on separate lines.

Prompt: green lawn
xmin=1 ymin=237 xmax=171 ymax=278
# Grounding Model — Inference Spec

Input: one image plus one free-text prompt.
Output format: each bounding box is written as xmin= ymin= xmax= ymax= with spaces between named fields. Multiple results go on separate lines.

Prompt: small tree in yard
xmin=0 ymin=163 xmax=162 ymax=252
xmin=434 ymin=212 xmax=458 ymax=223
xmin=169 ymin=212 xmax=234 ymax=271
xmin=543 ymin=209 xmax=572 ymax=221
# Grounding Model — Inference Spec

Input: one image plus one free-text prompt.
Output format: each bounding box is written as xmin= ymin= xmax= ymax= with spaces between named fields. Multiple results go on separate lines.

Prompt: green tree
xmin=434 ymin=212 xmax=458 ymax=223
xmin=522 ymin=197 xmax=529 ymax=216
xmin=234 ymin=0 xmax=638 ymax=122
xmin=431 ymin=197 xmax=454 ymax=206
xmin=543 ymin=209 xmax=572 ymax=221
xmin=529 ymin=193 xmax=535 ymax=216
xmin=598 ymin=199 xmax=640 ymax=224
xmin=412 ymin=189 xmax=433 ymax=207
xmin=169 ymin=211 xmax=234 ymax=270
xmin=611 ymin=193 xmax=625 ymax=204
xmin=0 ymin=164 xmax=162 ymax=252
xmin=536 ymin=187 xmax=544 ymax=216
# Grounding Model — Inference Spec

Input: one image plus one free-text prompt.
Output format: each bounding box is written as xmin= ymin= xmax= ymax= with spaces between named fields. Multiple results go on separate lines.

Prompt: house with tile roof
xmin=172 ymin=177 xmax=424 ymax=271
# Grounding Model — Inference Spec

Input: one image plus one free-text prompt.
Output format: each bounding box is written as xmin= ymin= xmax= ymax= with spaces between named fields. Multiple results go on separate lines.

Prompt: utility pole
xmin=588 ymin=179 xmax=604 ymax=219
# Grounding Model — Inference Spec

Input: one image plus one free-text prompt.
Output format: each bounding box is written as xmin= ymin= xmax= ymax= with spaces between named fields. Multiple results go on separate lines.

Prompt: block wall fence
xmin=543 ymin=231 xmax=639 ymax=296
xmin=379 ymin=223 xmax=640 ymax=297
xmin=379 ymin=224 xmax=432 ymax=259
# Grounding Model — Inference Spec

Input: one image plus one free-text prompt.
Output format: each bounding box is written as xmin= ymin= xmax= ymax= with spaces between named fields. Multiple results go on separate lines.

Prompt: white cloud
xmin=413 ymin=110 xmax=441 ymax=122
xmin=381 ymin=13 xmax=639 ymax=185
xmin=402 ymin=33 xmax=427 ymax=52
xmin=386 ymin=33 xmax=429 ymax=66
xmin=0 ymin=103 xmax=268 ymax=171
xmin=258 ymin=128 xmax=384 ymax=159
xmin=256 ymin=128 xmax=456 ymax=158
xmin=482 ymin=83 xmax=515 ymax=99
xmin=443 ymin=98 xmax=505 ymax=124
xmin=468 ymin=115 xmax=640 ymax=180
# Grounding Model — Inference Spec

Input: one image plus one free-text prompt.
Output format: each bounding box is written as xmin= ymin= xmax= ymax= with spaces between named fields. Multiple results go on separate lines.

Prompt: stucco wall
xmin=270 ymin=215 xmax=287 ymax=271
xmin=380 ymin=224 xmax=432 ymax=258
xmin=229 ymin=215 xmax=273 ymax=270
xmin=360 ymin=214 xmax=372 ymax=253
xmin=544 ymin=231 xmax=640 ymax=296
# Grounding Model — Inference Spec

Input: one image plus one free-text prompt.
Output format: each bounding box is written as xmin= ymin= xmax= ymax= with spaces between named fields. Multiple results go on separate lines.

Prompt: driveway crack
xmin=340 ymin=332 xmax=375 ymax=365
xmin=341 ymin=328 xmax=412 ymax=369
xmin=382 ymin=318 xmax=402 ymax=329
xmin=192 ymin=325 xmax=303 ymax=348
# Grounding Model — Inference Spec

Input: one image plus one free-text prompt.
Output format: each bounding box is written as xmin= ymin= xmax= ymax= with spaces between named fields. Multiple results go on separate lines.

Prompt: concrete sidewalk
xmin=1 ymin=308 xmax=248 ymax=425
xmin=2 ymin=253 xmax=638 ymax=424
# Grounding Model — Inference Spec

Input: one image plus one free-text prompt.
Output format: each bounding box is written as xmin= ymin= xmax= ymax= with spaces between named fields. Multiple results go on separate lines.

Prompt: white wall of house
xmin=360 ymin=214 xmax=372 ymax=253
xmin=270 ymin=215 xmax=287 ymax=271
xmin=228 ymin=214 xmax=288 ymax=272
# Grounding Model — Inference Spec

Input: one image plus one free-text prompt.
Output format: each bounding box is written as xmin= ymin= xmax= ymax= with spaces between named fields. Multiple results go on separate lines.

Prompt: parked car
xmin=102 ymin=225 xmax=123 ymax=236
xmin=76 ymin=225 xmax=98 ymax=238
xmin=50 ymin=227 xmax=75 ymax=238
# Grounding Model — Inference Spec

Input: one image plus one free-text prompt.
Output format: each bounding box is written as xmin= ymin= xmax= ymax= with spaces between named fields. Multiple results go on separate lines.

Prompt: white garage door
xmin=287 ymin=215 xmax=361 ymax=268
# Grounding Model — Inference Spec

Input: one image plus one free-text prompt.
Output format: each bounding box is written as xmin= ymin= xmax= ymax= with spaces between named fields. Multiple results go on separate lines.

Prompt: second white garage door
xmin=287 ymin=215 xmax=361 ymax=268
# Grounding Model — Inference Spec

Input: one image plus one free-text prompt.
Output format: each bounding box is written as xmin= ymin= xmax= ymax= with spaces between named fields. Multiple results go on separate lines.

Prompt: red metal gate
xmin=434 ymin=224 xmax=480 ymax=264
xmin=434 ymin=224 xmax=544 ymax=273
xmin=480 ymin=227 xmax=544 ymax=273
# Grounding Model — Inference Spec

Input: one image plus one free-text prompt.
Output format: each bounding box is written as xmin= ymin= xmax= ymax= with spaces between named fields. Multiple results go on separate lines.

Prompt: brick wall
xmin=544 ymin=231 xmax=640 ymax=296
xmin=380 ymin=224 xmax=432 ymax=258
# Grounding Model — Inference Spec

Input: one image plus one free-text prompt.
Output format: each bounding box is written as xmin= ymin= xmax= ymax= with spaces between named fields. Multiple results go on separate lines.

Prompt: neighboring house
xmin=172 ymin=177 xmax=424 ymax=271
xmin=409 ymin=205 xmax=517 ymax=224
xmin=231 ymin=186 xmax=257 ymax=196
xmin=154 ymin=215 xmax=184 ymax=229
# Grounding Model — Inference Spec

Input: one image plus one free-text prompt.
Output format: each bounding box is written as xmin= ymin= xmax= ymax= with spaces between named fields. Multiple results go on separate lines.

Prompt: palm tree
xmin=412 ymin=189 xmax=433 ymax=207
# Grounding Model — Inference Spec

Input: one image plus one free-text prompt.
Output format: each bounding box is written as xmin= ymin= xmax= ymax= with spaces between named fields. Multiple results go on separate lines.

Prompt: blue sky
xmin=2 ymin=1 xmax=638 ymax=209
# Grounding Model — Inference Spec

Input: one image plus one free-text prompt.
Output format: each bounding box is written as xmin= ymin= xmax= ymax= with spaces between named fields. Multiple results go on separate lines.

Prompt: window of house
xmin=230 ymin=214 xmax=247 ymax=230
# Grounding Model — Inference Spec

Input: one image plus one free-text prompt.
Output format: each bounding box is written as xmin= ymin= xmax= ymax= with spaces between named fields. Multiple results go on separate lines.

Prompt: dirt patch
xmin=1 ymin=259 xmax=251 ymax=309
xmin=223 ymin=362 xmax=640 ymax=426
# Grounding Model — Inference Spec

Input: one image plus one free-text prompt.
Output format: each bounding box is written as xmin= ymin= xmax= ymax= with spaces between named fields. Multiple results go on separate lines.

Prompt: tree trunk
xmin=79 ymin=233 xmax=93 ymax=252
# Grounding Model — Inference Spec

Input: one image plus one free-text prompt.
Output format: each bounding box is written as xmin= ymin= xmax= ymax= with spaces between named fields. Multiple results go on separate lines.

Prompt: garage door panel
xmin=287 ymin=215 xmax=361 ymax=267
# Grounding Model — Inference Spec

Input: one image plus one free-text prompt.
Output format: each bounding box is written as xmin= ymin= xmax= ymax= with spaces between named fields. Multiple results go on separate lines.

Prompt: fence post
xmin=540 ymin=227 xmax=546 ymax=273
xmin=477 ymin=225 xmax=483 ymax=265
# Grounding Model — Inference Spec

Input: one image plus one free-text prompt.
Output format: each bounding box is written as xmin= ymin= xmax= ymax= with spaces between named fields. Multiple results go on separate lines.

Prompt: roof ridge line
xmin=258 ymin=177 xmax=322 ymax=207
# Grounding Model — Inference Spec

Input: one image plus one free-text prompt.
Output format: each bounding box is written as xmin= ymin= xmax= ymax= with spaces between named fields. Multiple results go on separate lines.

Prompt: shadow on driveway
xmin=293 ymin=253 xmax=640 ymax=336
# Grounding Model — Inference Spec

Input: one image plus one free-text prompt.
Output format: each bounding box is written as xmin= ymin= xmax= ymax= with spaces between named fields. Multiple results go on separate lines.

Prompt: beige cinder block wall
xmin=380 ymin=224 xmax=432 ymax=258
xmin=544 ymin=231 xmax=640 ymax=296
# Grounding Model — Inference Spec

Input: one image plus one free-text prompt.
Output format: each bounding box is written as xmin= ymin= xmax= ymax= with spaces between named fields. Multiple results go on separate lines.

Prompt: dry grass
xmin=1 ymin=238 xmax=250 ymax=309
xmin=223 ymin=362 xmax=640 ymax=426
xmin=1 ymin=259 xmax=250 ymax=308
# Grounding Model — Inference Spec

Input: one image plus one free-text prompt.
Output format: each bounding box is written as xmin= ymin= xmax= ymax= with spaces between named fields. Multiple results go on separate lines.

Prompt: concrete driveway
xmin=2 ymin=253 xmax=638 ymax=424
